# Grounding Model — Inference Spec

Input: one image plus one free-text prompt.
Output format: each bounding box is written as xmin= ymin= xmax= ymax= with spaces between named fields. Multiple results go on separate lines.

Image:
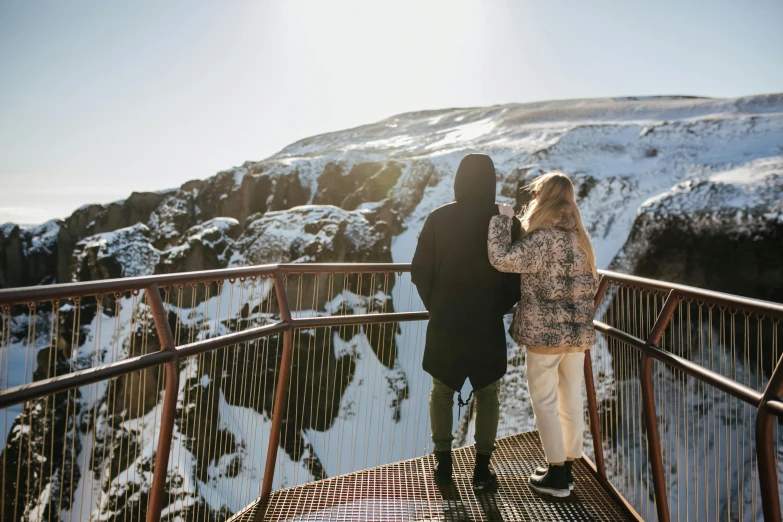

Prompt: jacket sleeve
xmin=487 ymin=215 xmax=547 ymax=274
xmin=501 ymin=217 xmax=523 ymax=313
xmin=411 ymin=215 xmax=436 ymax=310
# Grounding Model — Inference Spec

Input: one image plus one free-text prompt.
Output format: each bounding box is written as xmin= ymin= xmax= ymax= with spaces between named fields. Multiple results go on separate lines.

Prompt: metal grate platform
xmin=233 ymin=431 xmax=639 ymax=521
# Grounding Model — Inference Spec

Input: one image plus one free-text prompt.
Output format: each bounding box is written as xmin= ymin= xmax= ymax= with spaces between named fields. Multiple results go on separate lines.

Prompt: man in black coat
xmin=412 ymin=153 xmax=521 ymax=491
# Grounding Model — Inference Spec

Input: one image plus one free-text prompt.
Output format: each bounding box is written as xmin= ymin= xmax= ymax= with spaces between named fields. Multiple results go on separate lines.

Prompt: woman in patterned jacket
xmin=487 ymin=172 xmax=597 ymax=498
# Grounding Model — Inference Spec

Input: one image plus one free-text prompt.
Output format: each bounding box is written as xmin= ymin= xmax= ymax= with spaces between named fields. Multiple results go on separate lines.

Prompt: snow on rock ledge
xmin=610 ymin=157 xmax=783 ymax=300
xmin=71 ymin=223 xmax=160 ymax=281
xmin=236 ymin=205 xmax=392 ymax=265
xmin=157 ymin=217 xmax=241 ymax=274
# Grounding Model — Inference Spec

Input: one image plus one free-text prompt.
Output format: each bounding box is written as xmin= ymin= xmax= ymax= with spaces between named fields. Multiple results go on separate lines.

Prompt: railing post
xmin=586 ymin=275 xmax=611 ymax=479
xmin=146 ymin=284 xmax=179 ymax=522
xmin=261 ymin=269 xmax=295 ymax=502
xmin=640 ymin=289 xmax=679 ymax=522
xmin=756 ymin=346 xmax=783 ymax=522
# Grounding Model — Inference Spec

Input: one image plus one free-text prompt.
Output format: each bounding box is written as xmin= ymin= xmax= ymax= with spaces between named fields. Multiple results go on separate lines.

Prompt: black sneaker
xmin=472 ymin=453 xmax=498 ymax=491
xmin=433 ymin=451 xmax=453 ymax=484
xmin=529 ymin=464 xmax=570 ymax=498
xmin=532 ymin=462 xmax=574 ymax=490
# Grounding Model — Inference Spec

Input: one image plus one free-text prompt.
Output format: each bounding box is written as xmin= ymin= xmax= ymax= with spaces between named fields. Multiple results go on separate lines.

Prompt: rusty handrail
xmin=638 ymin=290 xmax=680 ymax=522
xmin=0 ymin=263 xmax=415 ymax=306
xmin=2 ymin=265 xmax=779 ymax=314
xmin=584 ymin=274 xmax=611 ymax=481
xmin=0 ymin=264 xmax=279 ymax=305
xmin=146 ymin=284 xmax=179 ymax=522
xmin=279 ymin=262 xmax=412 ymax=273
xmin=598 ymin=269 xmax=783 ymax=320
xmin=261 ymin=269 xmax=295 ymax=501
xmin=757 ymin=330 xmax=783 ymax=522
xmin=0 ymin=322 xmax=293 ymax=409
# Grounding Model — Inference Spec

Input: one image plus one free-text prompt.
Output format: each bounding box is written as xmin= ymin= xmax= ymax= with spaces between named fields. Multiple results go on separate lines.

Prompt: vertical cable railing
xmin=588 ymin=272 xmax=783 ymax=522
xmin=0 ymin=264 xmax=429 ymax=521
xmin=263 ymin=268 xmax=429 ymax=495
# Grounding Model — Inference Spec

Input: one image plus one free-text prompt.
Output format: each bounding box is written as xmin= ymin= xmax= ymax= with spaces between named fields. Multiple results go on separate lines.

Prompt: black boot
xmin=532 ymin=461 xmax=574 ymax=490
xmin=472 ymin=453 xmax=498 ymax=492
xmin=529 ymin=463 xmax=570 ymax=497
xmin=433 ymin=451 xmax=453 ymax=484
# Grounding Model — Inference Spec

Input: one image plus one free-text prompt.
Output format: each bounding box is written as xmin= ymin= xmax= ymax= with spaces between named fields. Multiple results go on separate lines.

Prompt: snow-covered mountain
xmin=1 ymin=94 xmax=782 ymax=520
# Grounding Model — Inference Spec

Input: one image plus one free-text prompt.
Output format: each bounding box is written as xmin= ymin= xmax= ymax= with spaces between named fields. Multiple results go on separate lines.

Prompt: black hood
xmin=454 ymin=154 xmax=496 ymax=204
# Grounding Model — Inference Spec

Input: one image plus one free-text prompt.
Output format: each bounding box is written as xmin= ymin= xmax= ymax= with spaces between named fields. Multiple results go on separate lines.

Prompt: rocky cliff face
xmin=1 ymin=94 xmax=782 ymax=520
xmin=611 ymin=156 xmax=783 ymax=302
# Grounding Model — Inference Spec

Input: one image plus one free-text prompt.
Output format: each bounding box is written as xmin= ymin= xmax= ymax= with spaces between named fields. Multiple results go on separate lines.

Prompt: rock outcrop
xmin=237 ymin=205 xmax=391 ymax=266
xmin=71 ymin=223 xmax=160 ymax=282
xmin=0 ymin=220 xmax=76 ymax=288
xmin=610 ymin=157 xmax=783 ymax=302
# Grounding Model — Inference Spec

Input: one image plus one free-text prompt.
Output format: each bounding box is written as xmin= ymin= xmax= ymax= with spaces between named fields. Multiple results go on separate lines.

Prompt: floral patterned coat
xmin=487 ymin=213 xmax=597 ymax=350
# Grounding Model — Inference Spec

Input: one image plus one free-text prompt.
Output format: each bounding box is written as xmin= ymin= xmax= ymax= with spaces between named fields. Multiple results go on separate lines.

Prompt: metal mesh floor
xmin=232 ymin=431 xmax=638 ymax=522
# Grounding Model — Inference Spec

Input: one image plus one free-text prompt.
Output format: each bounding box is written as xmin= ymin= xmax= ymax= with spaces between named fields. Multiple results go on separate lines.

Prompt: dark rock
xmin=0 ymin=351 xmax=81 ymax=520
xmin=181 ymin=179 xmax=206 ymax=193
xmin=238 ymin=205 xmax=391 ymax=265
xmin=313 ymin=162 xmax=382 ymax=207
xmin=25 ymin=220 xmax=62 ymax=286
xmin=0 ymin=220 xmax=71 ymax=288
xmin=193 ymin=170 xmax=246 ymax=222
xmin=146 ymin=167 xmax=306 ymax=250
xmin=64 ymin=203 xmax=104 ymax=238
xmin=155 ymin=218 xmax=239 ymax=305
xmin=387 ymin=160 xmax=436 ymax=220
xmin=612 ymin=211 xmax=783 ymax=303
xmin=148 ymin=192 xmax=199 ymax=249
xmin=156 ymin=218 xmax=240 ymax=275
xmin=71 ymin=223 xmax=160 ymax=283
xmin=56 ymin=224 xmax=80 ymax=285
xmin=266 ymin=168 xmax=309 ymax=211
xmin=575 ymin=174 xmax=598 ymax=201
xmin=361 ymin=199 xmax=402 ymax=235
xmin=238 ymin=205 xmax=393 ymax=312
xmin=500 ymin=167 xmax=537 ymax=212
xmin=0 ymin=224 xmax=26 ymax=288
xmin=87 ymin=192 xmax=166 ymax=235
xmin=237 ymin=172 xmax=273 ymax=220
xmin=341 ymin=162 xmax=402 ymax=210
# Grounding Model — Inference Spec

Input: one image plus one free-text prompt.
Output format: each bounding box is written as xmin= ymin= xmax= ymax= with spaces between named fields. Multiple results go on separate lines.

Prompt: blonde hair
xmin=520 ymin=172 xmax=597 ymax=275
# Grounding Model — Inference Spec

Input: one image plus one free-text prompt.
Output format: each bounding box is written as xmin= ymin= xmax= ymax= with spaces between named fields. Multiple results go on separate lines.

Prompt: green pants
xmin=430 ymin=378 xmax=500 ymax=456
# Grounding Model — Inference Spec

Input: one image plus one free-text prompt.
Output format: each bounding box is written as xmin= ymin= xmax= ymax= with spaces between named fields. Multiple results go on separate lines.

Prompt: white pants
xmin=526 ymin=351 xmax=585 ymax=463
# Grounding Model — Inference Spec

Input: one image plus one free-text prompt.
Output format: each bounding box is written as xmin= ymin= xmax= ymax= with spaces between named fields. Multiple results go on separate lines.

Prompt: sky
xmin=1 ymin=0 xmax=782 ymax=225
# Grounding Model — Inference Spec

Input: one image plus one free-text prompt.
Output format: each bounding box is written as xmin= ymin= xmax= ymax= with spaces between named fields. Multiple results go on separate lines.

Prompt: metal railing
xmin=0 ymin=264 xmax=429 ymax=522
xmin=587 ymin=271 xmax=783 ymax=522
xmin=1 ymin=264 xmax=782 ymax=521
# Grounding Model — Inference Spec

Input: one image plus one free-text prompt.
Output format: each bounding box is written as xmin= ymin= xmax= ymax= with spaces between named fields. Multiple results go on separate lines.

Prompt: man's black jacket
xmin=411 ymin=154 xmax=521 ymax=392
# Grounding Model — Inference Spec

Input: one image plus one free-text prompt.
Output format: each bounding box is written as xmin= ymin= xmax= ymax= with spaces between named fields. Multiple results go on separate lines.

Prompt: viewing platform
xmin=233 ymin=431 xmax=638 ymax=522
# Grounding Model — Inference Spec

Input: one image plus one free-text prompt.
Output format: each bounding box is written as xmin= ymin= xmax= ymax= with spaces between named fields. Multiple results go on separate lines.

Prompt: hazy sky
xmin=1 ymin=0 xmax=782 ymax=225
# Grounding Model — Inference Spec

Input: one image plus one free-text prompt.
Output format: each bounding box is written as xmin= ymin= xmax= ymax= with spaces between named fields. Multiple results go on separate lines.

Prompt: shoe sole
xmin=528 ymin=480 xmax=571 ymax=498
xmin=472 ymin=481 xmax=498 ymax=492
xmin=531 ymin=472 xmax=574 ymax=491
